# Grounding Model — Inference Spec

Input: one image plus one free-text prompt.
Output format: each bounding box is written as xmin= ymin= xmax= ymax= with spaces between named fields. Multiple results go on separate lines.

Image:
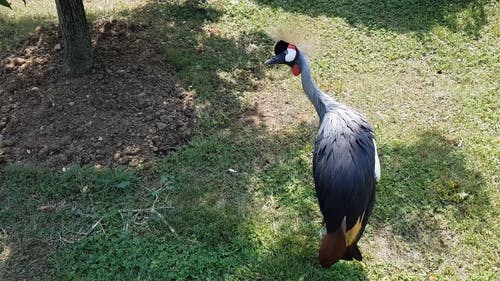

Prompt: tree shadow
xmin=127 ymin=2 xmax=272 ymax=132
xmin=0 ymin=0 xmax=272 ymax=167
xmin=142 ymin=124 xmax=367 ymax=280
xmin=1 ymin=120 xmax=489 ymax=280
xmin=0 ymin=1 xmax=364 ymax=280
xmin=254 ymin=0 xmax=489 ymax=37
xmin=374 ymin=130 xmax=489 ymax=244
xmin=0 ymin=14 xmax=56 ymax=52
xmin=0 ymin=124 xmax=367 ymax=280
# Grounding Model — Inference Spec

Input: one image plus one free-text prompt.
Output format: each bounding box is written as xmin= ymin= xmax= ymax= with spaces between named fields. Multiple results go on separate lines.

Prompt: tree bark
xmin=55 ymin=0 xmax=92 ymax=76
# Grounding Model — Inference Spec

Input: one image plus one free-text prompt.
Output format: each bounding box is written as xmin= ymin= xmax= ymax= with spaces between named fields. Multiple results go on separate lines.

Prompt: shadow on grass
xmin=0 ymin=14 xmax=56 ymax=52
xmin=126 ymin=2 xmax=272 ymax=132
xmin=254 ymin=0 xmax=489 ymax=37
xmin=374 ymin=130 xmax=489 ymax=242
xmin=0 ymin=125 xmax=366 ymax=280
xmin=2 ymin=127 xmax=488 ymax=280
xmin=0 ymin=1 xmax=363 ymax=280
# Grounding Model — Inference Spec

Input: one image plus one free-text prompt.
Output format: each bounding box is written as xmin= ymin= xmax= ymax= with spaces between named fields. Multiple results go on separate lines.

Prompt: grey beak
xmin=264 ymin=53 xmax=286 ymax=65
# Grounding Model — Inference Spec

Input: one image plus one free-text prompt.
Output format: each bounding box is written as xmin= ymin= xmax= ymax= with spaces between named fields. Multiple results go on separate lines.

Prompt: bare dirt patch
xmin=0 ymin=19 xmax=197 ymax=167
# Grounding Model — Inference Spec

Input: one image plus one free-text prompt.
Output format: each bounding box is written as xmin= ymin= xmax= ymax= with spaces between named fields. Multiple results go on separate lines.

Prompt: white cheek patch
xmin=285 ymin=45 xmax=297 ymax=62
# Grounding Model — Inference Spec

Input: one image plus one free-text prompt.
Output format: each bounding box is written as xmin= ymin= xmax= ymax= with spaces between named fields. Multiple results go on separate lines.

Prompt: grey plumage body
xmin=296 ymin=53 xmax=378 ymax=233
xmin=265 ymin=41 xmax=380 ymax=267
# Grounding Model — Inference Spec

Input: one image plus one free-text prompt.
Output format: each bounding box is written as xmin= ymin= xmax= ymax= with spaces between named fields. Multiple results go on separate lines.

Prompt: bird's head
xmin=265 ymin=40 xmax=301 ymax=76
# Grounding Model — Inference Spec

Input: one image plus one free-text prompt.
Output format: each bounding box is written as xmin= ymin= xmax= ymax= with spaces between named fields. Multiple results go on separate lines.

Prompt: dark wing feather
xmin=313 ymin=108 xmax=376 ymax=234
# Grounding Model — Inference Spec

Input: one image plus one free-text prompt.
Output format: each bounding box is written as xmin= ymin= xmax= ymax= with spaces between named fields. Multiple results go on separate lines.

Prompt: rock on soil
xmin=0 ymin=19 xmax=197 ymax=167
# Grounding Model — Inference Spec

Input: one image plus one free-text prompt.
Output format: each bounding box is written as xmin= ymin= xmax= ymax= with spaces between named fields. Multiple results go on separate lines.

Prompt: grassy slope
xmin=1 ymin=0 xmax=499 ymax=280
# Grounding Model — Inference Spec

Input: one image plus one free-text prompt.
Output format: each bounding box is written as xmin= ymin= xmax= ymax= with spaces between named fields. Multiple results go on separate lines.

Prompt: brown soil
xmin=0 ymin=19 xmax=197 ymax=167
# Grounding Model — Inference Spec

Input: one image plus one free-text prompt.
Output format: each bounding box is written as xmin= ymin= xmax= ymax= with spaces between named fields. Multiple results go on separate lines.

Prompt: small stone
xmin=159 ymin=115 xmax=169 ymax=122
xmin=157 ymin=122 xmax=168 ymax=130
xmin=123 ymin=146 xmax=140 ymax=155
xmin=69 ymin=102 xmax=75 ymax=106
xmin=60 ymin=136 xmax=71 ymax=145
xmin=35 ymin=26 xmax=45 ymax=34
xmin=31 ymin=86 xmax=40 ymax=92
xmin=114 ymin=152 xmax=130 ymax=164
xmin=2 ymin=138 xmax=15 ymax=146
xmin=38 ymin=146 xmax=49 ymax=157
xmin=54 ymin=43 xmax=62 ymax=51
xmin=98 ymin=136 xmax=104 ymax=141
xmin=175 ymin=87 xmax=185 ymax=96
xmin=114 ymin=152 xmax=122 ymax=161
xmin=12 ymin=57 xmax=25 ymax=66
xmin=117 ymin=156 xmax=130 ymax=165
xmin=129 ymin=158 xmax=140 ymax=166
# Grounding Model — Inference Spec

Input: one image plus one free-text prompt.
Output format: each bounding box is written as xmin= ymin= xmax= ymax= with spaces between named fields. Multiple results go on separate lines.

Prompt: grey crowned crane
xmin=265 ymin=40 xmax=380 ymax=268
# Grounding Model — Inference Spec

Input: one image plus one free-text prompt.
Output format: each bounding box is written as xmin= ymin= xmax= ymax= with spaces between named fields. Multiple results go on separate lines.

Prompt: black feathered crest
xmin=274 ymin=40 xmax=290 ymax=55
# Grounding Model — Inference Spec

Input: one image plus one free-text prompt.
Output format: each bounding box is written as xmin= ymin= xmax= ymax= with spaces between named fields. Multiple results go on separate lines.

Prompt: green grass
xmin=1 ymin=0 xmax=499 ymax=280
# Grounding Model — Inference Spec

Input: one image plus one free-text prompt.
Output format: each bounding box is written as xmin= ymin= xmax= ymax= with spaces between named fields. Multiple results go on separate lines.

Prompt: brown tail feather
xmin=319 ymin=229 xmax=346 ymax=268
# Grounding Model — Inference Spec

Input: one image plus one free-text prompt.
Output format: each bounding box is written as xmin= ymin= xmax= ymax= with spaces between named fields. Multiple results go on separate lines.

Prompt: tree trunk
xmin=55 ymin=0 xmax=92 ymax=76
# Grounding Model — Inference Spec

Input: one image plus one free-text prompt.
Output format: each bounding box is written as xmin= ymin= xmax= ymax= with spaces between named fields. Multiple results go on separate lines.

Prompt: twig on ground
xmin=58 ymin=217 xmax=105 ymax=244
xmin=118 ymin=187 xmax=176 ymax=235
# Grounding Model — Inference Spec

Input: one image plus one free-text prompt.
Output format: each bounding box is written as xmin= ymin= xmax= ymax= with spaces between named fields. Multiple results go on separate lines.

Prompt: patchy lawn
xmin=1 ymin=0 xmax=498 ymax=280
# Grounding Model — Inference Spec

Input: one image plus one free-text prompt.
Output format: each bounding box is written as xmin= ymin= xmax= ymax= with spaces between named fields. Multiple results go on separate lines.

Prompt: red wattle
xmin=292 ymin=64 xmax=301 ymax=76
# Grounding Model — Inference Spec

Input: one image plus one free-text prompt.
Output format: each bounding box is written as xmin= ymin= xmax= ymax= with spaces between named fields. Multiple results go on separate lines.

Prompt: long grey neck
xmin=296 ymin=53 xmax=337 ymax=121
